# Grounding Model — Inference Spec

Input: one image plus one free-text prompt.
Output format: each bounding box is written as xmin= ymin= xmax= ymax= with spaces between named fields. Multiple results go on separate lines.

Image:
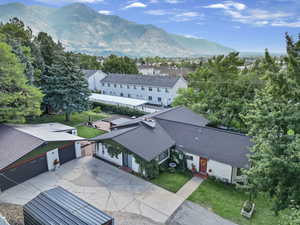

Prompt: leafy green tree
xmin=0 ymin=40 xmax=43 ymax=123
xmin=35 ymin=32 xmax=64 ymax=67
xmin=174 ymin=52 xmax=262 ymax=130
xmin=41 ymin=53 xmax=91 ymax=121
xmin=69 ymin=52 xmax=102 ymax=70
xmin=280 ymin=207 xmax=300 ymax=225
xmin=243 ymin=34 xmax=300 ymax=213
xmin=102 ymin=54 xmax=139 ymax=74
xmin=0 ymin=18 xmax=44 ymax=85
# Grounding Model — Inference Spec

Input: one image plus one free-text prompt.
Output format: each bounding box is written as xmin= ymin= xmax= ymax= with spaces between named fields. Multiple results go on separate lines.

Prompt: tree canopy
xmin=102 ymin=54 xmax=139 ymax=74
xmin=243 ymin=34 xmax=300 ymax=213
xmin=0 ymin=41 xmax=43 ymax=123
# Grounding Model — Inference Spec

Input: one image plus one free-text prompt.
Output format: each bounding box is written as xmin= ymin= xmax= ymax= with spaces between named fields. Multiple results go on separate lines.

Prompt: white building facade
xmin=99 ymin=74 xmax=187 ymax=106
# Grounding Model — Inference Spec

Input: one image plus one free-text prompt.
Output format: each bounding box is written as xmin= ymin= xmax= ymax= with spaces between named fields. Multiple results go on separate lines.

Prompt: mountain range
xmin=0 ymin=2 xmax=234 ymax=57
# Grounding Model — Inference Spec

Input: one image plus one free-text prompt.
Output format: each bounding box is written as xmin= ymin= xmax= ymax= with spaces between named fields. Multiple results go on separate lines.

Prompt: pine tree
xmin=41 ymin=53 xmax=91 ymax=121
xmin=0 ymin=40 xmax=43 ymax=123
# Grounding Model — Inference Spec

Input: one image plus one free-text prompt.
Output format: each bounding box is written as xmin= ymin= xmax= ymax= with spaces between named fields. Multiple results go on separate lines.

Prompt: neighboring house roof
xmin=158 ymin=119 xmax=251 ymax=168
xmin=0 ymin=123 xmax=84 ymax=170
xmin=82 ymin=69 xmax=99 ymax=79
xmin=24 ymin=186 xmax=113 ymax=225
xmin=116 ymin=106 xmax=209 ymax=128
xmin=0 ymin=124 xmax=44 ymax=170
xmin=101 ymin=73 xmax=181 ymax=88
xmin=92 ymin=123 xmax=175 ymax=161
xmin=89 ymin=93 xmax=148 ymax=107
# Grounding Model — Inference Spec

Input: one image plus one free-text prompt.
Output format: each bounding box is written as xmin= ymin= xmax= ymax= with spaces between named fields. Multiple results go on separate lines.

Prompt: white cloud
xmin=172 ymin=11 xmax=203 ymax=22
xmin=204 ymin=1 xmax=246 ymax=11
xmin=166 ymin=0 xmax=184 ymax=3
xmin=271 ymin=20 xmax=300 ymax=27
xmin=145 ymin=9 xmax=172 ymax=15
xmin=98 ymin=10 xmax=112 ymax=15
xmin=124 ymin=2 xmax=147 ymax=9
xmin=184 ymin=34 xmax=202 ymax=39
xmin=204 ymin=1 xmax=297 ymax=27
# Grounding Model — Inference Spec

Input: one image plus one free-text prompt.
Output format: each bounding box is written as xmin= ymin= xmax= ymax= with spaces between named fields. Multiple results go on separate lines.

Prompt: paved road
xmin=167 ymin=201 xmax=238 ymax=225
xmin=0 ymin=157 xmax=184 ymax=224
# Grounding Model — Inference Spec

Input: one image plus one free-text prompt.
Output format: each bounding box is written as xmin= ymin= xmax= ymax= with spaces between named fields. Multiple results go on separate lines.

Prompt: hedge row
xmin=92 ymin=102 xmax=147 ymax=117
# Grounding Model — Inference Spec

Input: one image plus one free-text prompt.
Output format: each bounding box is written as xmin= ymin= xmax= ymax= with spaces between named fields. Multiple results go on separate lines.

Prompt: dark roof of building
xmin=82 ymin=70 xmax=98 ymax=79
xmin=0 ymin=124 xmax=44 ymax=170
xmin=24 ymin=186 xmax=113 ymax=225
xmin=101 ymin=73 xmax=181 ymax=88
xmin=91 ymin=106 xmax=251 ymax=168
xmin=92 ymin=123 xmax=175 ymax=161
xmin=115 ymin=106 xmax=209 ymax=128
xmin=158 ymin=119 xmax=251 ymax=168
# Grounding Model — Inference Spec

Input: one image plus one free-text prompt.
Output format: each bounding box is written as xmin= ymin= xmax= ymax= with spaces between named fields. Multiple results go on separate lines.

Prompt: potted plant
xmin=53 ymin=159 xmax=60 ymax=171
xmin=241 ymin=200 xmax=255 ymax=218
xmin=240 ymin=184 xmax=256 ymax=219
xmin=191 ymin=163 xmax=196 ymax=173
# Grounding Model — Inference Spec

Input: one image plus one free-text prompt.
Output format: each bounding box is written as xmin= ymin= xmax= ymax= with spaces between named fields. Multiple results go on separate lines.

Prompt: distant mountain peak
xmin=0 ymin=2 xmax=234 ymax=57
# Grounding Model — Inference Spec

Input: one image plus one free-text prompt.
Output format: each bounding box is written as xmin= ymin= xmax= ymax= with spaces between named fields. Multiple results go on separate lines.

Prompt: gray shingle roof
xmin=91 ymin=106 xmax=251 ymax=168
xmin=158 ymin=119 xmax=251 ymax=168
xmin=82 ymin=70 xmax=98 ymax=79
xmin=92 ymin=123 xmax=175 ymax=161
xmin=0 ymin=124 xmax=44 ymax=170
xmin=101 ymin=73 xmax=181 ymax=88
xmin=24 ymin=186 xmax=113 ymax=225
xmin=115 ymin=106 xmax=209 ymax=128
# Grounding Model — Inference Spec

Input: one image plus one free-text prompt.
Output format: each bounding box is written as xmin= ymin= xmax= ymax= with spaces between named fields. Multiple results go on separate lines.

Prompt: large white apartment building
xmin=83 ymin=70 xmax=187 ymax=106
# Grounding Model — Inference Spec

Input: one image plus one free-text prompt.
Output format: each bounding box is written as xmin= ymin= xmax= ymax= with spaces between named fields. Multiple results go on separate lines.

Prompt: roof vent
xmin=142 ymin=118 xmax=156 ymax=128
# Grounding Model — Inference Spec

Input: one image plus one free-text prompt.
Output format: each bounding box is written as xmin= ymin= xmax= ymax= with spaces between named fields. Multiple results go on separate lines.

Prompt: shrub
xmin=92 ymin=102 xmax=146 ymax=117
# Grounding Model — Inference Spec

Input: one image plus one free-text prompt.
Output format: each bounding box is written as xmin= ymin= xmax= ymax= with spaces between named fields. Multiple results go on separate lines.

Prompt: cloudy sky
xmin=1 ymin=0 xmax=300 ymax=53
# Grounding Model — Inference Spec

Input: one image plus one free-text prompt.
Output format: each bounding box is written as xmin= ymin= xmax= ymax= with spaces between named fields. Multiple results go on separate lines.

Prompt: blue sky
xmin=1 ymin=0 xmax=300 ymax=53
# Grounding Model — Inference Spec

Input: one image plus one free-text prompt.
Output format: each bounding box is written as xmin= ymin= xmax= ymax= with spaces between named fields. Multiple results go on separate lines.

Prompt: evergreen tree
xmin=243 ymin=34 xmax=300 ymax=213
xmin=41 ymin=53 xmax=91 ymax=121
xmin=102 ymin=54 xmax=139 ymax=74
xmin=0 ymin=40 xmax=43 ymax=123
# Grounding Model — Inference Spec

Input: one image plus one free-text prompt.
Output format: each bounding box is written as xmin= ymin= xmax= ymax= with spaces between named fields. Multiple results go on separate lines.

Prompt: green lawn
xmin=151 ymin=172 xmax=192 ymax=193
xmin=76 ymin=125 xmax=106 ymax=138
xmin=27 ymin=111 xmax=107 ymax=127
xmin=188 ymin=179 xmax=279 ymax=225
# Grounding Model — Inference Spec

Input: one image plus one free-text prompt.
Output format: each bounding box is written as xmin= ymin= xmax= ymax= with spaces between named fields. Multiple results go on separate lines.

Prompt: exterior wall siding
xmin=207 ymin=160 xmax=232 ymax=182
xmin=95 ymin=143 xmax=123 ymax=166
xmin=99 ymin=77 xmax=187 ymax=106
xmin=184 ymin=152 xmax=233 ymax=183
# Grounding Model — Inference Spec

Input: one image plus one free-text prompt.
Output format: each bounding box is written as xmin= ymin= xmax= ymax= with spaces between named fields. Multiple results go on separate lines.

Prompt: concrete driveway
xmin=167 ymin=201 xmax=238 ymax=225
xmin=0 ymin=157 xmax=184 ymax=224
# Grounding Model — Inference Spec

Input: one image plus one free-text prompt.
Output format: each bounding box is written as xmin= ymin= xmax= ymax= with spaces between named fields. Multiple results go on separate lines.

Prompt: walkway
xmin=176 ymin=176 xmax=203 ymax=199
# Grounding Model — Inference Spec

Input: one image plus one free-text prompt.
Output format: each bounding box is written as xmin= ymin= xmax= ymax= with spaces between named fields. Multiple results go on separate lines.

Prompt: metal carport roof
xmin=24 ymin=186 xmax=114 ymax=225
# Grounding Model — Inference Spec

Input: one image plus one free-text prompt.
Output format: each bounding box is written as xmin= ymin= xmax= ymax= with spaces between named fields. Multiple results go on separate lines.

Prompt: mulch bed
xmin=0 ymin=203 xmax=24 ymax=225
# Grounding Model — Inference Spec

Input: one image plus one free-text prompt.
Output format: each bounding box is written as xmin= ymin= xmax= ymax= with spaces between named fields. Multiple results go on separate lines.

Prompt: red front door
xmin=200 ymin=158 xmax=208 ymax=173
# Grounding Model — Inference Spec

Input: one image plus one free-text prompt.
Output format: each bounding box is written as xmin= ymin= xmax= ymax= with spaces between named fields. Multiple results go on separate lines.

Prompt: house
xmin=99 ymin=74 xmax=187 ymax=106
xmin=90 ymin=107 xmax=251 ymax=183
xmin=24 ymin=186 xmax=114 ymax=225
xmin=83 ymin=70 xmax=107 ymax=92
xmin=0 ymin=123 xmax=84 ymax=192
